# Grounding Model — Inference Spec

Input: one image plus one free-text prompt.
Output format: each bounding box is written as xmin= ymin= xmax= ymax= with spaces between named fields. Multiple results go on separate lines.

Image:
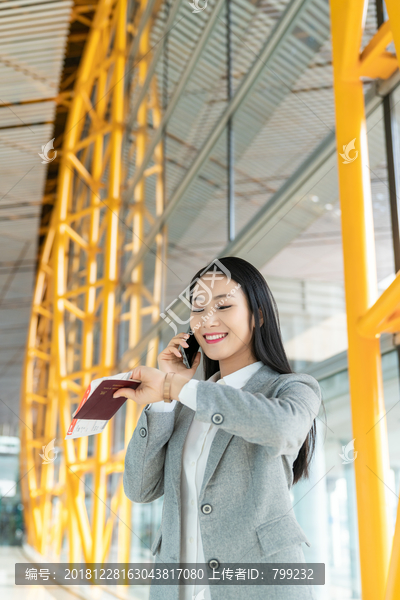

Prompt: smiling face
xmin=189 ymin=273 xmax=263 ymax=377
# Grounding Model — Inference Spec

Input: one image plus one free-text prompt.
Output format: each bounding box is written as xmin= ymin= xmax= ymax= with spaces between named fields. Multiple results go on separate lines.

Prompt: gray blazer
xmin=124 ymin=363 xmax=322 ymax=599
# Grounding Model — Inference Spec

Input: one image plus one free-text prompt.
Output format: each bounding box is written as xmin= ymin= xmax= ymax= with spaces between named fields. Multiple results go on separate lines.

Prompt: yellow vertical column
xmin=91 ymin=0 xmax=127 ymax=563
xmin=381 ymin=4 xmax=400 ymax=599
xmin=118 ymin=0 xmax=150 ymax=563
xmin=330 ymin=1 xmax=391 ymax=599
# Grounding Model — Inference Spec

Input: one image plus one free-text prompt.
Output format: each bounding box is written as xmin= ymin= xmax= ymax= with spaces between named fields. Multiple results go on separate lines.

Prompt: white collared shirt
xmin=148 ymin=361 xmax=264 ymax=600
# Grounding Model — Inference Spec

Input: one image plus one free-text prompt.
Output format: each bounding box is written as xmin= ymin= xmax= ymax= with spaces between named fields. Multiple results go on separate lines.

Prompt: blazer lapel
xmin=169 ymin=363 xmax=279 ymax=506
xmin=198 ymin=363 xmax=278 ymax=501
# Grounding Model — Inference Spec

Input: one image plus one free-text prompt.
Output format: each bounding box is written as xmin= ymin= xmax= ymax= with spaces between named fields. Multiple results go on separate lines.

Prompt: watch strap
xmin=163 ymin=372 xmax=175 ymax=403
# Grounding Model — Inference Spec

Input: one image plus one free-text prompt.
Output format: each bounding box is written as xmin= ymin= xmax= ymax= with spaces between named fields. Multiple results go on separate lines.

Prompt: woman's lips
xmin=203 ymin=333 xmax=228 ymax=344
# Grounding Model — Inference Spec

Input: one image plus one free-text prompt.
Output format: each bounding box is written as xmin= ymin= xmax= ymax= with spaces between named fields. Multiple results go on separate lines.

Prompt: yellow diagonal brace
xmin=357 ymin=273 xmax=400 ymax=338
xmin=358 ymin=20 xmax=397 ymax=79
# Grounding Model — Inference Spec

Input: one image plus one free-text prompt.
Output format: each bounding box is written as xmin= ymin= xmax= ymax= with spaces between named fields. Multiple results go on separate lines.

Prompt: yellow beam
xmin=33 ymin=305 xmax=53 ymax=319
xmin=27 ymin=348 xmax=51 ymax=362
xmin=62 ymin=298 xmax=87 ymax=321
xmin=359 ymin=52 xmax=398 ymax=79
xmin=357 ymin=273 xmax=400 ymax=338
xmin=358 ymin=20 xmax=397 ymax=79
xmin=60 ymin=223 xmax=89 ymax=250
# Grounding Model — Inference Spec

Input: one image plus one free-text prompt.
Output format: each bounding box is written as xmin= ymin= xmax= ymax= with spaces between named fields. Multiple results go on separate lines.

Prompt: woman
xmin=117 ymin=256 xmax=324 ymax=600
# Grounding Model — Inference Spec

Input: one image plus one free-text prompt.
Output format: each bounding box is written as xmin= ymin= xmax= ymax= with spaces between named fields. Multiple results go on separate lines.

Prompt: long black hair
xmin=188 ymin=256 xmax=325 ymax=485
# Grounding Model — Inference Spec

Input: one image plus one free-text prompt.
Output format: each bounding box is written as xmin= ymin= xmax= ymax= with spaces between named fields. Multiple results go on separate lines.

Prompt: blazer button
xmin=211 ymin=413 xmax=223 ymax=424
xmin=139 ymin=427 xmax=147 ymax=437
xmin=208 ymin=559 xmax=219 ymax=569
xmin=201 ymin=503 xmax=212 ymax=514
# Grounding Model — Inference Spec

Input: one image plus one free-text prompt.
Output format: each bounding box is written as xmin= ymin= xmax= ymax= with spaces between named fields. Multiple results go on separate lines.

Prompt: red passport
xmin=73 ymin=379 xmax=141 ymax=421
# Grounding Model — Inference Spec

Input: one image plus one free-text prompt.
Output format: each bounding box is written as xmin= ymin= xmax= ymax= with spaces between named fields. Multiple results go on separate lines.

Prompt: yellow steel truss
xmin=20 ymin=0 xmax=166 ymax=563
xmin=330 ymin=1 xmax=400 ymax=599
xmin=114 ymin=0 xmax=167 ymax=563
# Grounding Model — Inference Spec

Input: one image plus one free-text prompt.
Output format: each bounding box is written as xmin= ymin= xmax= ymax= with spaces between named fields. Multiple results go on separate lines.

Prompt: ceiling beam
xmin=120 ymin=0 xmax=314 ymax=284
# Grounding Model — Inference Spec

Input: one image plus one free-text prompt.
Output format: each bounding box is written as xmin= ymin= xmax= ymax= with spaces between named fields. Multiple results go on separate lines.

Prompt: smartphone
xmin=178 ymin=327 xmax=200 ymax=369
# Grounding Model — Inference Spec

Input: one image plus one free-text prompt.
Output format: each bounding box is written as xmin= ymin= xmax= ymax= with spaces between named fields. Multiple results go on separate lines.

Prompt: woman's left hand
xmin=113 ymin=366 xmax=165 ymax=406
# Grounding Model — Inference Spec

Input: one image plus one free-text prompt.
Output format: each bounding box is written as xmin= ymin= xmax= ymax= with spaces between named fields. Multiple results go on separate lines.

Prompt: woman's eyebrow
xmin=192 ymin=293 xmax=231 ymax=302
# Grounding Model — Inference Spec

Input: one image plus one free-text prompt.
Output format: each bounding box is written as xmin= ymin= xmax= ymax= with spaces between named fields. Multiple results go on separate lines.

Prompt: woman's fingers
xmin=157 ymin=333 xmax=195 ymax=375
xmin=170 ymin=333 xmax=190 ymax=347
xmin=163 ymin=345 xmax=181 ymax=357
xmin=160 ymin=335 xmax=189 ymax=360
xmin=127 ymin=365 xmax=147 ymax=382
xmin=113 ymin=387 xmax=137 ymax=400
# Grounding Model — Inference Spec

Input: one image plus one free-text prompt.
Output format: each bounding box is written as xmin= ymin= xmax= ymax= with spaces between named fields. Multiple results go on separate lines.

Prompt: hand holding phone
xmin=177 ymin=328 xmax=200 ymax=369
xmin=157 ymin=330 xmax=201 ymax=379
